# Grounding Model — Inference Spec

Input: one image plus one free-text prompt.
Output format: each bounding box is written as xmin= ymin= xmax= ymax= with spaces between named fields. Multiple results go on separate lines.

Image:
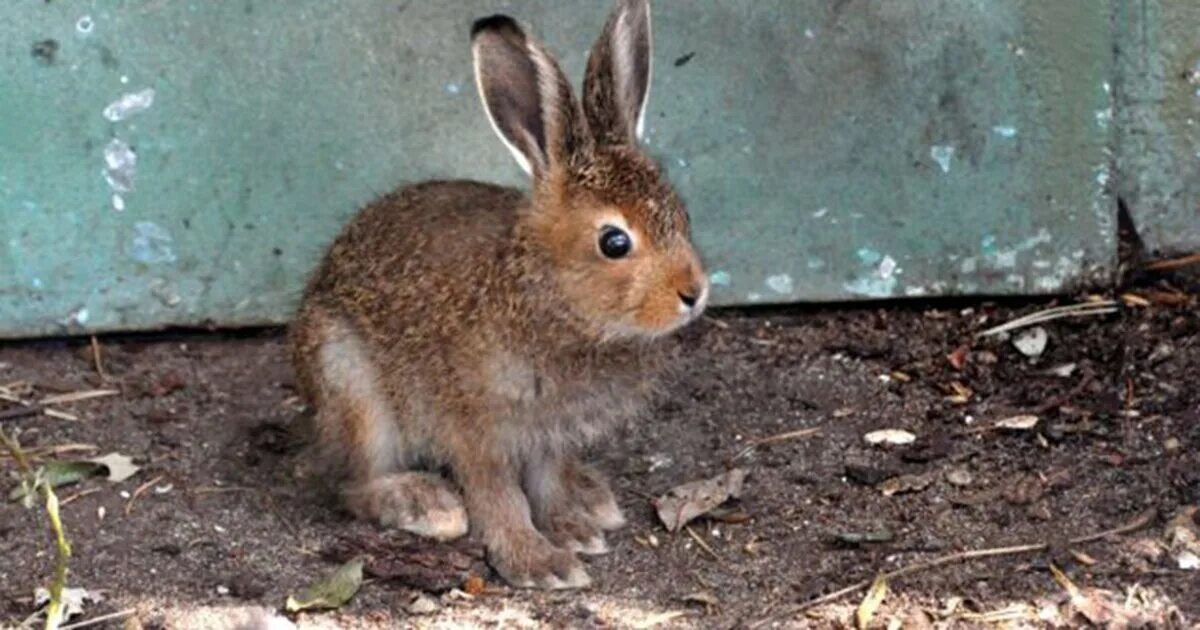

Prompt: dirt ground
xmin=1 ymin=271 xmax=1198 ymax=629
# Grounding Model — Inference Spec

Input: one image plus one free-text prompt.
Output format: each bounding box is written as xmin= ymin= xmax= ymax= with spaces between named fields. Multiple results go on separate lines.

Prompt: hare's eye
xmin=598 ymin=226 xmax=632 ymax=259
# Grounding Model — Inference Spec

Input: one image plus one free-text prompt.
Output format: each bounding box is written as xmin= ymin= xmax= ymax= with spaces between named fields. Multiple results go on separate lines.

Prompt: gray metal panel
xmin=1115 ymin=0 xmax=1200 ymax=257
xmin=0 ymin=2 xmax=1116 ymax=338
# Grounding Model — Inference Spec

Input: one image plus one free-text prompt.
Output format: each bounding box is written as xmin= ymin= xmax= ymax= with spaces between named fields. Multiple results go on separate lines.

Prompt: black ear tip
xmin=471 ymin=15 xmax=520 ymax=40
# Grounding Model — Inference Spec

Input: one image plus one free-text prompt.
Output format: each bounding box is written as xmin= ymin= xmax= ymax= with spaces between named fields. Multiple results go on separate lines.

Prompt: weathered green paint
xmin=1 ymin=2 xmax=1119 ymax=338
xmin=1115 ymin=0 xmax=1200 ymax=257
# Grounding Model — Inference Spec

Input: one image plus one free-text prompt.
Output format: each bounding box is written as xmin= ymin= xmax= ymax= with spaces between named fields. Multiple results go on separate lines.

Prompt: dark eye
xmin=598 ymin=226 xmax=632 ymax=259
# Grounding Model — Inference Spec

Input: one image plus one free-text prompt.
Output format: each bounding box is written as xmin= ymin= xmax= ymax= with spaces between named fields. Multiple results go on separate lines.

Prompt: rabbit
xmin=289 ymin=0 xmax=708 ymax=590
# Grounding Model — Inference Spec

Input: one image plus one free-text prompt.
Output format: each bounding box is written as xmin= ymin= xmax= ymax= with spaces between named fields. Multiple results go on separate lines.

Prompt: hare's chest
xmin=483 ymin=350 xmax=658 ymax=441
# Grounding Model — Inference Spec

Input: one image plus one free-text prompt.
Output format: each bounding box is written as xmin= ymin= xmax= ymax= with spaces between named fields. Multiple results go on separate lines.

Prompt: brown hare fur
xmin=290 ymin=0 xmax=708 ymax=589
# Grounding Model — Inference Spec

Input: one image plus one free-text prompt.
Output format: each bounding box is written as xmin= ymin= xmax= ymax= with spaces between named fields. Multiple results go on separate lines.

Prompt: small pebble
xmin=1013 ymin=326 xmax=1048 ymax=358
xmin=1164 ymin=437 xmax=1181 ymax=453
xmin=216 ymin=585 xmax=230 ymax=596
xmin=408 ymin=594 xmax=440 ymax=615
xmin=946 ymin=468 xmax=973 ymax=487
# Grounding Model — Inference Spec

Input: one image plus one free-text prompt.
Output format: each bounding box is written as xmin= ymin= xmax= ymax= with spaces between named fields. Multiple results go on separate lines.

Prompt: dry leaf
xmin=34 ymin=586 xmax=102 ymax=621
xmin=285 ymin=558 xmax=364 ymax=612
xmin=864 ymin=429 xmax=916 ymax=446
xmin=946 ymin=345 xmax=970 ymax=370
xmin=88 ymin=452 xmax=141 ymax=482
xmin=856 ymin=575 xmax=888 ymax=629
xmin=653 ymin=468 xmax=747 ymax=532
xmin=994 ymin=415 xmax=1039 ymax=431
xmin=880 ymin=472 xmax=935 ymax=496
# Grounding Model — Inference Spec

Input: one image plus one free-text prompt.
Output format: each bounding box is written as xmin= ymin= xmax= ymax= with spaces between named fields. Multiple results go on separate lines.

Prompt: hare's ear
xmin=582 ymin=0 xmax=652 ymax=146
xmin=472 ymin=15 xmax=588 ymax=178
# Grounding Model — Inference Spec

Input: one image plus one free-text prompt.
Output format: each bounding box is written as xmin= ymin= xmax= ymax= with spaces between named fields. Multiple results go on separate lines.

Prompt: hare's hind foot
xmin=526 ymin=455 xmax=625 ymax=556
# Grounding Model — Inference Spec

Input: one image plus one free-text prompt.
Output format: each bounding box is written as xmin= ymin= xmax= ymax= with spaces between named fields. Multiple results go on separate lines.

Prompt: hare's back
xmin=308 ymin=179 xmax=525 ymax=306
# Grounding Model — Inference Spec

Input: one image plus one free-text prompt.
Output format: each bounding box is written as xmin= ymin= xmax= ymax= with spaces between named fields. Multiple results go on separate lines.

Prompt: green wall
xmin=0 ymin=1 xmax=1189 ymax=338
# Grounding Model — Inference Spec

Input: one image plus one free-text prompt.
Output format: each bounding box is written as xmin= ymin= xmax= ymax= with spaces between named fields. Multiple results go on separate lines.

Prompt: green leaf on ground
xmin=285 ymin=558 xmax=364 ymax=612
xmin=8 ymin=461 xmax=104 ymax=502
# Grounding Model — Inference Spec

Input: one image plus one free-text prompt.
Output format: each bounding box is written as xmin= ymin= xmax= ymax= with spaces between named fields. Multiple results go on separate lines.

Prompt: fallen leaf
xmin=856 ymin=575 xmax=888 ymax=629
xmin=946 ymin=345 xmax=970 ymax=370
xmin=653 ymin=468 xmax=747 ymax=533
xmin=1014 ymin=326 xmax=1048 ymax=357
xmin=864 ymin=429 xmax=916 ymax=446
xmin=9 ymin=460 xmax=104 ymax=501
xmin=285 ymin=558 xmax=364 ymax=612
xmin=994 ymin=415 xmax=1039 ymax=431
xmin=880 ymin=472 xmax=935 ymax=497
xmin=34 ymin=586 xmax=102 ymax=621
xmin=944 ymin=381 xmax=974 ymax=404
xmin=88 ymin=452 xmax=141 ymax=482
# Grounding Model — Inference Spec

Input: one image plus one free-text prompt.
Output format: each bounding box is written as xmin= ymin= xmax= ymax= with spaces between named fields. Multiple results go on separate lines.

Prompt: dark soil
xmin=1 ymin=275 xmax=1197 ymax=629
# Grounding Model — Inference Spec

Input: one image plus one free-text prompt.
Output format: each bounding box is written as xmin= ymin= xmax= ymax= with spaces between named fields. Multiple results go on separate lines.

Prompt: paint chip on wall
xmin=930 ymin=145 xmax=955 ymax=173
xmin=103 ymin=88 xmax=156 ymax=122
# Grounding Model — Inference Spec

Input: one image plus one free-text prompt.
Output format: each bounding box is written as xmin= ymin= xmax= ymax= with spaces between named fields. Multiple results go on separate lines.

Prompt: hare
xmin=290 ymin=0 xmax=707 ymax=589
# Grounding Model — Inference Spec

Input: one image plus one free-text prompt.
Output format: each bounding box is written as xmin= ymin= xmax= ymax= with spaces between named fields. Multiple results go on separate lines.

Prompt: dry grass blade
xmin=976 ymin=300 xmax=1119 ymax=337
xmin=89 ymin=336 xmax=106 ymax=379
xmin=59 ymin=607 xmax=137 ymax=630
xmin=1143 ymin=252 xmax=1200 ymax=272
xmin=630 ymin=610 xmax=687 ymax=629
xmin=43 ymin=408 xmax=80 ymax=421
xmin=60 ymin=487 xmax=102 ymax=506
xmin=729 ymin=427 xmax=821 ymax=464
xmin=39 ymin=389 xmax=119 ymax=406
xmin=0 ymin=428 xmax=72 ymax=628
xmin=751 ymin=509 xmax=1155 ymax=628
xmin=685 ymin=525 xmax=721 ymax=562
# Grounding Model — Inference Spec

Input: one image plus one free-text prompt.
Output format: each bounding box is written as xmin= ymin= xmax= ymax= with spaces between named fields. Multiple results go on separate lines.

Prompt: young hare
xmin=291 ymin=0 xmax=707 ymax=589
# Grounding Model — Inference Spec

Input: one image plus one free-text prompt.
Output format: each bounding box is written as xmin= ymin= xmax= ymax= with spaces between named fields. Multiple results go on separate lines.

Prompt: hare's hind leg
xmin=293 ymin=306 xmax=467 ymax=541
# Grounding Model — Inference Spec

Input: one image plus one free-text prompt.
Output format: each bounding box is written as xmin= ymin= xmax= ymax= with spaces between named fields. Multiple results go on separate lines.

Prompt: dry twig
xmin=59 ymin=608 xmax=137 ymax=630
xmin=728 ymin=427 xmax=821 ymax=465
xmin=89 ymin=336 xmax=106 ymax=380
xmin=751 ymin=508 xmax=1155 ymax=628
xmin=126 ymin=474 xmax=166 ymax=515
xmin=1143 ymin=252 xmax=1200 ymax=272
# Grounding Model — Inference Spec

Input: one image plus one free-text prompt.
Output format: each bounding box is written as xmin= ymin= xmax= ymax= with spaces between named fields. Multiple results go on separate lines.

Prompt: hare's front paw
xmin=345 ymin=472 xmax=468 ymax=541
xmin=489 ymin=530 xmax=591 ymax=590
